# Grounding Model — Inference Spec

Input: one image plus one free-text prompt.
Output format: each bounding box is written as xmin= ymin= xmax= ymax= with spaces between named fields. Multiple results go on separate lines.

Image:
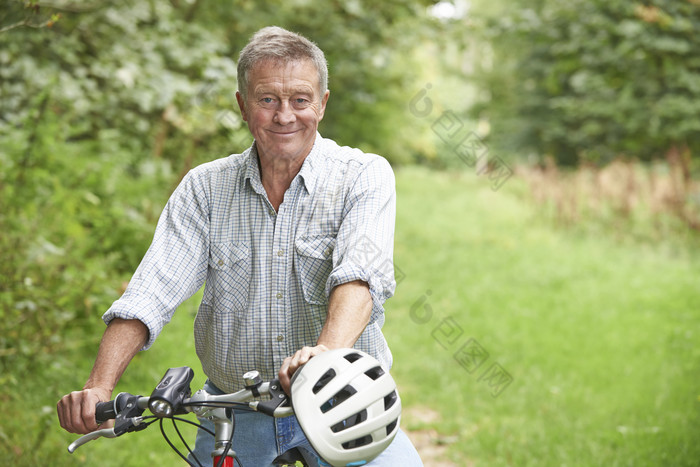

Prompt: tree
xmin=472 ymin=0 xmax=700 ymax=166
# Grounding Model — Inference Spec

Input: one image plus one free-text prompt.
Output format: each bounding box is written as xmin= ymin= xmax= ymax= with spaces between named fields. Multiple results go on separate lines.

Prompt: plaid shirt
xmin=103 ymin=134 xmax=396 ymax=392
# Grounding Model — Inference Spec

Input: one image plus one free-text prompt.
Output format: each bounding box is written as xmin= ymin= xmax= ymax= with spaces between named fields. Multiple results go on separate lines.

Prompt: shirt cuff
xmin=326 ymin=262 xmax=395 ymax=324
xmin=102 ymin=293 xmax=166 ymax=350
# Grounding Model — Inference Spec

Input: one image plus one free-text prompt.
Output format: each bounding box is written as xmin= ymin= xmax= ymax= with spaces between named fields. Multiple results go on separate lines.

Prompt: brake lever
xmin=254 ymin=379 xmax=292 ymax=417
xmin=68 ymin=428 xmax=118 ymax=453
xmin=67 ymin=414 xmax=148 ymax=454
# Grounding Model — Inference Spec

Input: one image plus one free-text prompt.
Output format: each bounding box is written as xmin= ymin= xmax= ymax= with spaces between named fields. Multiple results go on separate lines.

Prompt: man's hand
xmin=278 ymin=344 xmax=329 ymax=394
xmin=56 ymin=318 xmax=148 ymax=434
xmin=57 ymin=386 xmax=112 ymax=434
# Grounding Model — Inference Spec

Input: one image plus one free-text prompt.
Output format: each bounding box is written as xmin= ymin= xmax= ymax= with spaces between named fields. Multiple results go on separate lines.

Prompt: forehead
xmin=248 ymin=59 xmax=320 ymax=94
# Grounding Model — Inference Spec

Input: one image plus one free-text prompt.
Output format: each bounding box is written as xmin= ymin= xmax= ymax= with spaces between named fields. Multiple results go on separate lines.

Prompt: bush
xmin=0 ymin=96 xmax=169 ymax=381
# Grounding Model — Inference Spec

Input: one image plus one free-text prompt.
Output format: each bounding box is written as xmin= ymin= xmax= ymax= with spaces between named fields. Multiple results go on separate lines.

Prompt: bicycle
xmin=67 ymin=366 xmax=309 ymax=466
xmin=67 ymin=348 xmax=402 ymax=467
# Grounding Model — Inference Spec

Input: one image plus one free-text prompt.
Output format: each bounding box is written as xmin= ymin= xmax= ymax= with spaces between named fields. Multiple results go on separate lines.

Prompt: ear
xmin=318 ymin=90 xmax=330 ymax=121
xmin=236 ymin=91 xmax=248 ymax=122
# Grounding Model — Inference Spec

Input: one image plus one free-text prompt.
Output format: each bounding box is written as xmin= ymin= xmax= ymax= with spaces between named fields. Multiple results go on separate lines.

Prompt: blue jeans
xmin=187 ymin=380 xmax=423 ymax=466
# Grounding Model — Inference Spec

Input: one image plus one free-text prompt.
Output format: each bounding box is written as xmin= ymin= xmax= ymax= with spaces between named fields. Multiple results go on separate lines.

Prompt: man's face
xmin=237 ymin=59 xmax=329 ymax=162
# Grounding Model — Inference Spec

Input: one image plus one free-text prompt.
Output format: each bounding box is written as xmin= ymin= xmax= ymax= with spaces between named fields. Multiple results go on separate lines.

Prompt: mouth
xmin=268 ymin=129 xmax=300 ymax=136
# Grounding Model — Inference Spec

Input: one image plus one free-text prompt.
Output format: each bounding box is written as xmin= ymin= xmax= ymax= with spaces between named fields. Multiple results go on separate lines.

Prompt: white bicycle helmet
xmin=291 ymin=348 xmax=401 ymax=467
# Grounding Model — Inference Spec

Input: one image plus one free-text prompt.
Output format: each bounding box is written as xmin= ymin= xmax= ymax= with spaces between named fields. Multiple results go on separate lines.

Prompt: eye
xmin=293 ymin=97 xmax=311 ymax=108
xmin=261 ymin=97 xmax=274 ymax=104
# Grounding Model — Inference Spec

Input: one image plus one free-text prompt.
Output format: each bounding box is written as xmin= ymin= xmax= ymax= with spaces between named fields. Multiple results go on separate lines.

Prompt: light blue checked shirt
xmin=103 ymin=134 xmax=396 ymax=392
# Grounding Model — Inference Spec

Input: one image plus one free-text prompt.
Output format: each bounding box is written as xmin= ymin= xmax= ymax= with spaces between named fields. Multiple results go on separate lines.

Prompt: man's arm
xmin=278 ymin=280 xmax=372 ymax=393
xmin=57 ymin=318 xmax=148 ymax=434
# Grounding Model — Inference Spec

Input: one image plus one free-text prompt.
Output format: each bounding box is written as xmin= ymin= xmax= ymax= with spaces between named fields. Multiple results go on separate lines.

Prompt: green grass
xmin=4 ymin=166 xmax=699 ymax=466
xmin=386 ymin=166 xmax=700 ymax=466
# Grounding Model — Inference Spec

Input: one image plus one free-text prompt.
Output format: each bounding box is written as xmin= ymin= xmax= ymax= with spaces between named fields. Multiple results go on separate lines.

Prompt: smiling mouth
xmin=269 ymin=129 xmax=300 ymax=136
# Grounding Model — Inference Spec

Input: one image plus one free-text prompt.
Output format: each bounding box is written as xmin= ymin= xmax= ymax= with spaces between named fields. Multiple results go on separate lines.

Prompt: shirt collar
xmin=297 ymin=132 xmax=323 ymax=195
xmin=243 ymin=143 xmax=266 ymax=196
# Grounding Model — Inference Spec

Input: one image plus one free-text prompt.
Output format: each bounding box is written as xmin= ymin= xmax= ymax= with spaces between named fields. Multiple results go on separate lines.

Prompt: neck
xmin=258 ymin=152 xmax=306 ymax=211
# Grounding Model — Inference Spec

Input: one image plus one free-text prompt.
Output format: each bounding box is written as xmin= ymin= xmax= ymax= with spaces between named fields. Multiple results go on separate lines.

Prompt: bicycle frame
xmin=68 ymin=368 xmax=294 ymax=466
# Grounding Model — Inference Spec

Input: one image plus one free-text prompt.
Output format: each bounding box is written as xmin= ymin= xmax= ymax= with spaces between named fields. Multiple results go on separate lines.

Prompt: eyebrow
xmin=254 ymin=85 xmax=315 ymax=98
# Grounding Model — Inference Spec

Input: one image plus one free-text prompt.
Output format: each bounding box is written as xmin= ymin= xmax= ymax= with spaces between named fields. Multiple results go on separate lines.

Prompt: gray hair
xmin=237 ymin=26 xmax=328 ymax=101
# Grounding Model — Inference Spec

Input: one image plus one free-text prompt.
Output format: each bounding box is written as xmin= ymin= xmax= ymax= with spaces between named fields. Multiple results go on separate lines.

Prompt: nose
xmin=273 ymin=101 xmax=296 ymax=125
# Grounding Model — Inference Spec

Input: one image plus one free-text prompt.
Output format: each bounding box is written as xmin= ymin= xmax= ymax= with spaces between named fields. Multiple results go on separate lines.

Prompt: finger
xmin=69 ymin=392 xmax=87 ymax=434
xmin=69 ymin=392 xmax=89 ymax=434
xmin=61 ymin=391 xmax=85 ymax=434
xmin=80 ymin=390 xmax=99 ymax=433
xmin=285 ymin=347 xmax=314 ymax=390
xmin=287 ymin=346 xmax=328 ymax=388
xmin=292 ymin=345 xmax=316 ymax=368
xmin=289 ymin=348 xmax=305 ymax=370
xmin=302 ymin=345 xmax=317 ymax=362
xmin=279 ymin=356 xmax=292 ymax=380
xmin=57 ymin=395 xmax=71 ymax=432
xmin=279 ymin=357 xmax=293 ymax=394
xmin=68 ymin=390 xmax=93 ymax=434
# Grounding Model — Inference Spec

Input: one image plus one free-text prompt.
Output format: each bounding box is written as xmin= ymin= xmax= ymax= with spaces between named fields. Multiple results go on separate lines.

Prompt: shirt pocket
xmin=294 ymin=234 xmax=336 ymax=305
xmin=207 ymin=242 xmax=250 ymax=312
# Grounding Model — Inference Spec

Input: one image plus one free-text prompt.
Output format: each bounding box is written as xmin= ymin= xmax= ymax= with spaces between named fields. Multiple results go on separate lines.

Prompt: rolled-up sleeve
xmin=103 ymin=170 xmax=210 ymax=350
xmin=326 ymin=156 xmax=396 ymax=323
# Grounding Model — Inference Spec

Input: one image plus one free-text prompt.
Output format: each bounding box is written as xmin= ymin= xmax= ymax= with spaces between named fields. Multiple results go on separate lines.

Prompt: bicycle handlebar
xmin=67 ymin=367 xmax=293 ymax=455
xmin=95 ymin=400 xmax=116 ymax=424
xmin=95 ymin=391 xmax=146 ymax=424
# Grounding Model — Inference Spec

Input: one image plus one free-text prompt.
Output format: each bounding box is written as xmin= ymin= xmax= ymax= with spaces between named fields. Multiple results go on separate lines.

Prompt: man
xmin=58 ymin=26 xmax=422 ymax=466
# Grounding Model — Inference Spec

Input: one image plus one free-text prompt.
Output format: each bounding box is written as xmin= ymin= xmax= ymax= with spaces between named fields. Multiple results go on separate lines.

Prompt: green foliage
xmin=0 ymin=0 xmax=462 ymax=168
xmin=0 ymin=0 xmax=243 ymax=171
xmin=0 ymin=94 xmax=169 ymax=379
xmin=472 ymin=0 xmax=700 ymax=165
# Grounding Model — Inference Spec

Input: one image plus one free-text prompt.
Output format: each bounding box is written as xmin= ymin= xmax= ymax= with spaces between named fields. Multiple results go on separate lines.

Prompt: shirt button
xmin=217 ymin=260 xmax=224 ymax=266
xmin=277 ymin=249 xmax=284 ymax=256
xmin=324 ymin=248 xmax=331 ymax=257
xmin=276 ymin=335 xmax=284 ymax=342
xmin=276 ymin=292 xmax=283 ymax=299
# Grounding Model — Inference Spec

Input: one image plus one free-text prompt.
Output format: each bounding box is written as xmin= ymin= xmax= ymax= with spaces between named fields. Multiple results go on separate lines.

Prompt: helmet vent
xmin=342 ymin=434 xmax=373 ymax=450
xmin=364 ymin=365 xmax=385 ymax=380
xmin=386 ymin=418 xmax=398 ymax=436
xmin=384 ymin=391 xmax=398 ymax=410
xmin=321 ymin=385 xmax=357 ymax=413
xmin=343 ymin=352 xmax=363 ymax=363
xmin=313 ymin=368 xmax=336 ymax=394
xmin=331 ymin=408 xmax=368 ymax=433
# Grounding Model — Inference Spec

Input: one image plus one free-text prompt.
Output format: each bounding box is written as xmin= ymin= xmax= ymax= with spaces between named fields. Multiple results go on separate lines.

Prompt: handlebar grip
xmin=95 ymin=400 xmax=117 ymax=425
xmin=95 ymin=392 xmax=136 ymax=424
